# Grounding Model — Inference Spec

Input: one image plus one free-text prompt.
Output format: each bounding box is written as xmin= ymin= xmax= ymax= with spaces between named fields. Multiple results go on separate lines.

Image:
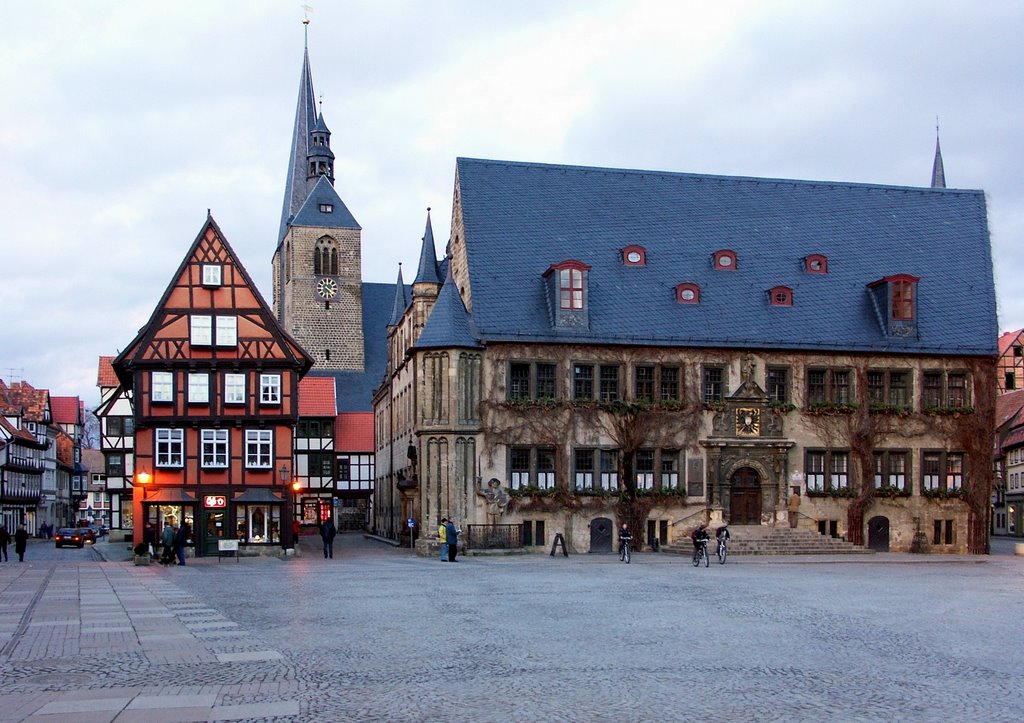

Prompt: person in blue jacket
xmin=445 ymin=519 xmax=460 ymax=562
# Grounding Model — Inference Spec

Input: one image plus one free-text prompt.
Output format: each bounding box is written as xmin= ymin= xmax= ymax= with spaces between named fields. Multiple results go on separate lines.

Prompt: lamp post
xmin=134 ymin=470 xmax=151 ymax=546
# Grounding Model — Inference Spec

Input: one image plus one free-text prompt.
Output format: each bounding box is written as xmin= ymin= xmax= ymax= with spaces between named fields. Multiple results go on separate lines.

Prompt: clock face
xmin=317 ymin=278 xmax=338 ymax=299
xmin=736 ymin=407 xmax=760 ymax=436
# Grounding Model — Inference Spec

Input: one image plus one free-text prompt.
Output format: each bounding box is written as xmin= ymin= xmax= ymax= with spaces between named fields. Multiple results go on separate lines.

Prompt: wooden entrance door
xmin=589 ymin=516 xmax=613 ymax=553
xmin=729 ymin=467 xmax=762 ymax=525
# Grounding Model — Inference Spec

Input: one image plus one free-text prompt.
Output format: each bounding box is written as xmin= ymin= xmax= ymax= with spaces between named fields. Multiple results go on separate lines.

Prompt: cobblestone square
xmin=0 ymin=536 xmax=1021 ymax=722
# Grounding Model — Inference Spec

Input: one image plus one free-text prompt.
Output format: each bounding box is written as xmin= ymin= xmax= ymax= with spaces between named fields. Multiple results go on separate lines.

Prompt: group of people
xmin=147 ymin=521 xmax=190 ymax=566
xmin=437 ymin=517 xmax=461 ymax=561
xmin=0 ymin=524 xmax=29 ymax=562
xmin=615 ymin=522 xmax=730 ymax=557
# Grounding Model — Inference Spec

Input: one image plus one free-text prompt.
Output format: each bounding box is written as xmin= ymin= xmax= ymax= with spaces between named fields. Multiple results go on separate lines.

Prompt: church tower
xmin=272 ymin=28 xmax=365 ymax=371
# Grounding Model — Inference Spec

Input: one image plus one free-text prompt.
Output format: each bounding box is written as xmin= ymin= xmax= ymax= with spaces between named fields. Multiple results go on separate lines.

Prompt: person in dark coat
xmin=144 ymin=523 xmax=158 ymax=558
xmin=14 ymin=524 xmax=29 ymax=562
xmin=321 ymin=517 xmax=337 ymax=559
xmin=173 ymin=523 xmax=189 ymax=566
xmin=445 ymin=519 xmax=460 ymax=562
xmin=0 ymin=524 xmax=10 ymax=562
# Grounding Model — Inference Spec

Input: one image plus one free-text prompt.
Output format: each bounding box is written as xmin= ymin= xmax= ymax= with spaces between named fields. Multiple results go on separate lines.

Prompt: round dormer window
xmin=719 ymin=255 xmax=732 ymax=267
xmin=680 ymin=289 xmax=695 ymax=301
xmin=626 ymin=250 xmax=642 ymax=263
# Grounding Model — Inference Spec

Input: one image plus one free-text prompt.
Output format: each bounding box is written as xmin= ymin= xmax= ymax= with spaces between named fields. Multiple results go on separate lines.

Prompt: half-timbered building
xmin=113 ymin=215 xmax=313 ymax=555
xmin=95 ymin=356 xmax=135 ymax=534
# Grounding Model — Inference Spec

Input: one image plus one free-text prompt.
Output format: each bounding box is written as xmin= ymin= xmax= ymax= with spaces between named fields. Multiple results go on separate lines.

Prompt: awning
xmin=144 ymin=488 xmax=198 ymax=504
xmin=232 ymin=488 xmax=285 ymax=504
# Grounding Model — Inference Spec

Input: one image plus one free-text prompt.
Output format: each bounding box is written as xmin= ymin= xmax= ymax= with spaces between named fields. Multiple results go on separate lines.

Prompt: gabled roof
xmin=97 ymin=356 xmax=118 ymax=387
xmin=298 ymin=376 xmax=337 ymax=417
xmin=2 ymin=381 xmax=50 ymax=423
xmin=455 ymin=157 xmax=997 ymax=356
xmin=51 ymin=396 xmax=82 ymax=426
xmin=0 ymin=415 xmax=42 ymax=446
xmin=998 ymin=329 xmax=1024 ymax=356
xmin=336 ymin=412 xmax=373 ymax=452
xmin=414 ymin=272 xmax=481 ymax=350
xmin=996 ymin=389 xmax=1024 ymax=431
xmin=291 ymin=175 xmax=359 ymax=230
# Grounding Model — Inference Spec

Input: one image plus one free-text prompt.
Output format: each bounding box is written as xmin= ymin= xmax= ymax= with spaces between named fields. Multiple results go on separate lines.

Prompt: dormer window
xmin=805 ymin=254 xmax=828 ymax=274
xmin=675 ymin=283 xmax=700 ymax=304
xmin=891 ymin=277 xmax=915 ymax=320
xmin=713 ymin=250 xmax=737 ymax=270
xmin=768 ymin=286 xmax=793 ymax=306
xmin=867 ymin=274 xmax=920 ymax=338
xmin=543 ymin=260 xmax=591 ymax=330
xmin=319 ymin=203 xmax=333 ymax=213
xmin=623 ymin=245 xmax=646 ymax=266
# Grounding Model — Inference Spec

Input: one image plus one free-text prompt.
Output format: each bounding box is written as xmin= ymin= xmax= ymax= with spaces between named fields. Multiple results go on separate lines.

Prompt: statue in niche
xmin=477 ymin=477 xmax=510 ymax=524
xmin=741 ymin=353 xmax=756 ymax=386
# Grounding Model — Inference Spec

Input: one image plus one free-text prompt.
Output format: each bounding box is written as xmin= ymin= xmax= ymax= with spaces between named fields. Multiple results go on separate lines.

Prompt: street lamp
xmin=134 ymin=470 xmax=151 ymax=545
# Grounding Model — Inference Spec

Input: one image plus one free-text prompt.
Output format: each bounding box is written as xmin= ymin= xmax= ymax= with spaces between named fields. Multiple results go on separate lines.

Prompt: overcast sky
xmin=1 ymin=0 xmax=1022 ymax=407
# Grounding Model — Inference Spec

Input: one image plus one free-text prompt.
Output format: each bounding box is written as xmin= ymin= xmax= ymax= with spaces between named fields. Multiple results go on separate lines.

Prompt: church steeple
xmin=307 ymin=111 xmax=335 ymax=184
xmin=278 ymin=46 xmax=318 ymax=245
xmin=413 ymin=208 xmax=442 ymax=287
xmin=931 ymin=122 xmax=946 ymax=189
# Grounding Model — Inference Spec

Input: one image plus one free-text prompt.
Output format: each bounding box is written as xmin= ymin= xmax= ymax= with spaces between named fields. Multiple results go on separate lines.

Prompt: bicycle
xmin=716 ymin=537 xmax=728 ymax=564
xmin=619 ymin=539 xmax=631 ymax=563
xmin=692 ymin=538 xmax=709 ymax=567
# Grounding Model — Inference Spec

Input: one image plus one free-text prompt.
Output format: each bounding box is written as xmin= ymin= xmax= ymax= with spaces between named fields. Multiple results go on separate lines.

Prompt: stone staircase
xmin=662 ymin=525 xmax=873 ymax=556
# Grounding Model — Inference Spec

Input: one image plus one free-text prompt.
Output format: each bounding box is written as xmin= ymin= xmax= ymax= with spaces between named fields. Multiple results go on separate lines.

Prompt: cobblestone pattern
xmin=0 ymin=537 xmax=1021 ymax=721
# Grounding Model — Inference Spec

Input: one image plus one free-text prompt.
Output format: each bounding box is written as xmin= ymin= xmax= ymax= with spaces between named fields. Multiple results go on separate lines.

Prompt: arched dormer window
xmin=805 ymin=254 xmax=828 ymax=273
xmin=768 ymin=285 xmax=793 ymax=306
xmin=545 ymin=260 xmax=590 ymax=310
xmin=713 ymin=249 xmax=737 ymax=270
xmin=890 ymin=275 xmax=917 ymax=320
xmin=314 ymin=237 xmax=338 ymax=276
xmin=867 ymin=274 xmax=920 ymax=337
xmin=623 ymin=245 xmax=646 ymax=266
xmin=675 ymin=283 xmax=700 ymax=304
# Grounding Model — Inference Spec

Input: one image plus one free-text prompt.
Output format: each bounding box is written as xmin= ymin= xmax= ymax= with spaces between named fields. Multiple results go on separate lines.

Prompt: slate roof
xmin=388 ymin=266 xmax=408 ymax=326
xmin=278 ymin=47 xmax=318 ymax=245
xmin=97 ymin=356 xmax=118 ymax=388
xmin=307 ymin=281 xmax=408 ymax=412
xmin=291 ymin=176 xmax=359 ymax=230
xmin=298 ymin=376 xmax=337 ymax=417
xmin=455 ymin=157 xmax=997 ymax=356
xmin=415 ymin=272 xmax=481 ymax=350
xmin=414 ymin=210 xmax=442 ymax=285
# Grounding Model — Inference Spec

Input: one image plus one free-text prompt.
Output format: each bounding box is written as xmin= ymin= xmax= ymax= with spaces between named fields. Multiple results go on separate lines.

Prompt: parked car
xmin=54 ymin=528 xmax=85 ymax=548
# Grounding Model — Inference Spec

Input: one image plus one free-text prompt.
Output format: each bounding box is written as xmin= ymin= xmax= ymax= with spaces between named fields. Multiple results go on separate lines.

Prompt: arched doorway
xmin=868 ymin=516 xmax=890 ymax=551
xmin=589 ymin=517 xmax=613 ymax=553
xmin=729 ymin=467 xmax=761 ymax=525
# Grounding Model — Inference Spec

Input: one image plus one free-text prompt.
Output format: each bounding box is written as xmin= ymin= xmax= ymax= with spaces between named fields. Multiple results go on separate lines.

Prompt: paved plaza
xmin=0 ymin=535 xmax=1022 ymax=722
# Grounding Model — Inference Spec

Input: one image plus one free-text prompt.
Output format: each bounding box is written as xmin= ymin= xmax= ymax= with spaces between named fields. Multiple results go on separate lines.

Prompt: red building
xmin=113 ymin=216 xmax=312 ymax=555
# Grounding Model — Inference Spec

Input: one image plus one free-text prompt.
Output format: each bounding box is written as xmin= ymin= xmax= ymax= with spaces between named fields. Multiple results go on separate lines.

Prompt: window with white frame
xmin=188 ymin=373 xmax=209 ymax=404
xmin=190 ymin=315 xmax=213 ymax=346
xmin=202 ymin=264 xmax=222 ymax=286
xmin=225 ymin=374 xmax=246 ymax=404
xmin=260 ymin=374 xmax=281 ymax=404
xmin=874 ymin=450 xmax=908 ymax=491
xmin=830 ymin=452 xmax=849 ymax=490
xmin=600 ymin=449 xmax=619 ymax=491
xmin=201 ymin=429 xmax=228 ymax=468
xmin=216 ymin=316 xmax=237 ymax=347
xmin=245 ymin=429 xmax=272 ymax=468
xmin=574 ymin=448 xmax=594 ymax=490
xmin=635 ymin=449 xmax=655 ymax=490
xmin=922 ymin=451 xmax=941 ymax=491
xmin=151 ymin=371 xmax=173 ymax=403
xmin=155 ymin=428 xmax=184 ymax=468
xmin=536 ymin=447 xmax=555 ymax=489
xmin=806 ymin=451 xmax=826 ymax=492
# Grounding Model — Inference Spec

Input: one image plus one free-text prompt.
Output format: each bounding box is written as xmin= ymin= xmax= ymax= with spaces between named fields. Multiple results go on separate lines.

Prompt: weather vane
xmin=302 ymin=4 xmax=313 ymax=46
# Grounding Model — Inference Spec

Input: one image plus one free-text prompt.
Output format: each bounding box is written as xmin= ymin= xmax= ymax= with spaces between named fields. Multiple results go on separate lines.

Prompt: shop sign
xmin=204 ymin=495 xmax=227 ymax=508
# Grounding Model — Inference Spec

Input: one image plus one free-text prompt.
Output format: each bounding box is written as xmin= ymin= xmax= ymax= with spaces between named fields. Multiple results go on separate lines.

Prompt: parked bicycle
xmin=692 ymin=538 xmax=709 ymax=567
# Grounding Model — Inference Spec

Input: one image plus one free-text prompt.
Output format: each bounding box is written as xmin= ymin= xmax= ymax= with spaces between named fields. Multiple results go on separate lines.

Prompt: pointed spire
xmin=931 ymin=119 xmax=946 ymax=189
xmin=278 ymin=43 xmax=318 ymax=245
xmin=389 ymin=264 xmax=409 ymax=326
xmin=414 ymin=208 xmax=442 ymax=286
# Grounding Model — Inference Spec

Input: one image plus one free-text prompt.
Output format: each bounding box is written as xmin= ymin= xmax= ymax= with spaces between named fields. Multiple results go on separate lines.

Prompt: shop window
xmin=235 ymin=504 xmax=281 ymax=544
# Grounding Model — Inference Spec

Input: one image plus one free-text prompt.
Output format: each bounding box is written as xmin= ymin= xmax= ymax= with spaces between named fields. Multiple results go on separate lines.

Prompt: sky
xmin=1 ymin=0 xmax=1022 ymax=408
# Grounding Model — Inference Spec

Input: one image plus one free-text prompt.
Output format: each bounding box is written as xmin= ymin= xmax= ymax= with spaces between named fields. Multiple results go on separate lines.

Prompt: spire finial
xmin=302 ymin=5 xmax=313 ymax=48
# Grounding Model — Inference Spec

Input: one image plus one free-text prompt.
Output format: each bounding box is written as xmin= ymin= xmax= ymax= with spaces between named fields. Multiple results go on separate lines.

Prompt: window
xmin=574 ymin=448 xmax=595 ymax=490
xmin=106 ymin=452 xmax=124 ymax=477
xmin=676 ymin=283 xmax=700 ymax=304
xmin=1006 ymin=373 xmax=1016 ymax=391
xmin=225 ymin=374 xmax=246 ymax=404
xmin=933 ymin=519 xmax=954 ymax=545
xmin=106 ymin=416 xmax=134 ymax=436
xmin=946 ymin=453 xmax=964 ymax=490
xmin=623 ymin=245 xmax=646 ymax=266
xmin=636 ymin=449 xmax=655 ymax=490
xmin=703 ymin=365 xmax=724 ymax=403
xmin=245 ymin=430 xmax=272 ymax=468
xmin=260 ymin=374 xmax=281 ymax=405
xmin=713 ymin=250 xmax=737 ymax=270
xmin=635 ymin=365 xmax=655 ymax=402
xmin=867 ymin=369 xmax=912 ymax=408
xmin=510 ymin=447 xmax=531 ymax=489
xmin=805 ymin=450 xmax=849 ymax=492
xmin=306 ymin=452 xmax=334 ymax=477
xmin=660 ymin=450 xmax=680 ymax=489
xmin=156 ymin=428 xmax=184 ymax=468
xmin=235 ymin=504 xmax=280 ymax=544
xmin=600 ymin=450 xmax=619 ymax=491
xmin=216 ymin=316 xmax=237 ymax=347
xmin=296 ymin=419 xmax=327 ymax=438
xmin=922 ymin=370 xmax=969 ymax=409
xmin=314 ymin=237 xmax=338 ymax=276
xmin=188 ymin=373 xmax=209 ymax=404
xmin=202 ymin=264 xmax=222 ymax=286
xmin=319 ymin=203 xmax=333 ymax=213
xmin=660 ymin=366 xmax=681 ymax=402
xmin=599 ymin=365 xmax=620 ymax=402
xmin=769 ymin=286 xmax=793 ymax=306
xmin=807 ymin=369 xmax=851 ymax=405
xmin=536 ymin=363 xmax=556 ymax=399
xmin=151 ymin=371 xmax=173 ymax=403
xmin=892 ymin=278 xmax=915 ymax=320
xmin=191 ymin=315 xmax=212 ymax=346
xmin=922 ymin=372 xmax=943 ymax=409
xmin=573 ymin=365 xmax=594 ymax=400
xmin=805 ymin=254 xmax=828 ymax=273
xmin=507 ymin=361 xmax=557 ymax=401
xmin=767 ymin=367 xmax=789 ymax=403
xmin=509 ymin=363 xmax=530 ymax=400
xmin=874 ymin=451 xmax=908 ymax=491
xmin=537 ymin=448 xmax=556 ymax=489
xmin=201 ymin=429 xmax=228 ymax=468
xmin=509 ymin=447 xmax=555 ymax=490
xmin=337 ymin=454 xmax=373 ymax=491
xmin=559 ymin=267 xmax=584 ymax=309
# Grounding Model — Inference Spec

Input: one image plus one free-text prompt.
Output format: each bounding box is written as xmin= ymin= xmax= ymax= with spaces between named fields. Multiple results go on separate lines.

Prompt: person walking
xmin=788 ymin=487 xmax=801 ymax=529
xmin=173 ymin=522 xmax=189 ymax=566
xmin=437 ymin=517 xmax=449 ymax=561
xmin=14 ymin=524 xmax=29 ymax=562
xmin=321 ymin=516 xmax=337 ymax=559
xmin=160 ymin=521 xmax=175 ymax=565
xmin=445 ymin=519 xmax=460 ymax=562
xmin=0 ymin=524 xmax=9 ymax=562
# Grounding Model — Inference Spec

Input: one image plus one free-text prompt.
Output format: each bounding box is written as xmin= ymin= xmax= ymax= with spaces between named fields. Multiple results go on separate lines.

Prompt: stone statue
xmin=478 ymin=477 xmax=510 ymax=524
xmin=741 ymin=354 xmax=756 ymax=385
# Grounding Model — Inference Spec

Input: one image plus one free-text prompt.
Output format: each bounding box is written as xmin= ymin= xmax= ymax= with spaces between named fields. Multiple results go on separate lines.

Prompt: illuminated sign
xmin=204 ymin=495 xmax=227 ymax=508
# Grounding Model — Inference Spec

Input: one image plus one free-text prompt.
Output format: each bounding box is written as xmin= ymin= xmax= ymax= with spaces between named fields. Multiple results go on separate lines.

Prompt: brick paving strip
xmin=0 ymin=562 xmax=302 ymax=722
